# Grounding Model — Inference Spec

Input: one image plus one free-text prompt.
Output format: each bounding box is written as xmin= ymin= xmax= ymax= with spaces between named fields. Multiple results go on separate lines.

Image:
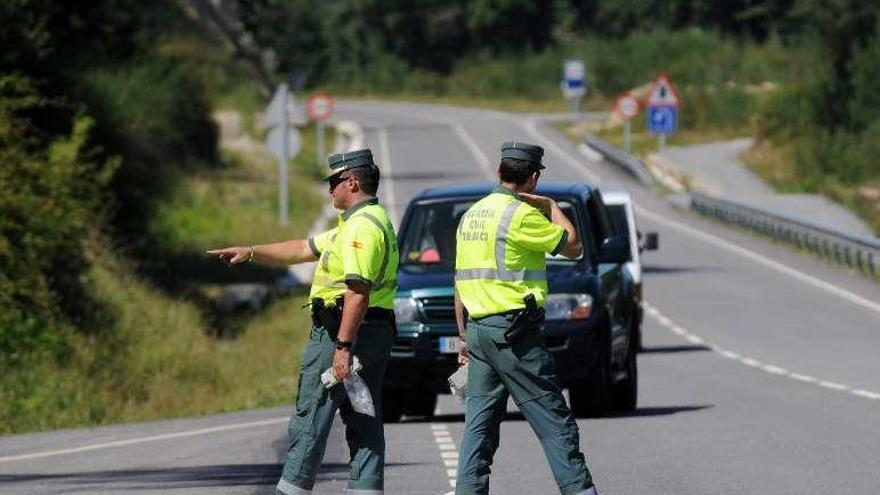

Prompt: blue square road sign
xmin=647 ymin=105 xmax=678 ymax=135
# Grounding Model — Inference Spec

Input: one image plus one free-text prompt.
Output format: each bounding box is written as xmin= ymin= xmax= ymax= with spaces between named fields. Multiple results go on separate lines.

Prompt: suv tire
xmin=611 ymin=328 xmax=638 ymax=412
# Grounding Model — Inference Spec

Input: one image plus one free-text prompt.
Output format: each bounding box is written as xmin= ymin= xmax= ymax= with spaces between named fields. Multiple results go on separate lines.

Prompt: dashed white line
xmin=790 ymin=373 xmax=818 ymax=384
xmin=762 ymin=365 xmax=789 ymax=375
xmin=720 ymin=350 xmax=741 ymax=360
xmin=818 ymin=381 xmax=850 ymax=391
xmin=644 ymin=301 xmax=880 ymax=403
xmin=853 ymin=390 xmax=880 ymax=400
xmin=432 ymin=423 xmax=459 ymax=488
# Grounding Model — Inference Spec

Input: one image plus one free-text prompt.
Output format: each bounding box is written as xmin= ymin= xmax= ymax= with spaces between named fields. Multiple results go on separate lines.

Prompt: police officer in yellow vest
xmin=453 ymin=142 xmax=598 ymax=495
xmin=207 ymin=149 xmax=398 ymax=495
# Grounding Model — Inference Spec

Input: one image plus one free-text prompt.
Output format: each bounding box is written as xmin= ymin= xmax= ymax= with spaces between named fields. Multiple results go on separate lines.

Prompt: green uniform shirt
xmin=308 ymin=198 xmax=399 ymax=309
xmin=455 ymin=186 xmax=567 ymax=318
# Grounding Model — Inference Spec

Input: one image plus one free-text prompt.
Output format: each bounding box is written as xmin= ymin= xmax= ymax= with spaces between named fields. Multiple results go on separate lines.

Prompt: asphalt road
xmin=2 ymin=101 xmax=880 ymax=495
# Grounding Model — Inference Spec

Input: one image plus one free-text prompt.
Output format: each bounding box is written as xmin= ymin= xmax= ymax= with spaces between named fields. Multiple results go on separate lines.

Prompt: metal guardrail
xmin=584 ymin=132 xmax=880 ymax=279
xmin=692 ymin=193 xmax=880 ymax=278
xmin=584 ymin=133 xmax=655 ymax=186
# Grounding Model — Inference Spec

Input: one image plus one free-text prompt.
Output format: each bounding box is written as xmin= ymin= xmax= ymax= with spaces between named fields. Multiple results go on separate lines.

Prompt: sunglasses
xmin=328 ymin=173 xmax=351 ymax=192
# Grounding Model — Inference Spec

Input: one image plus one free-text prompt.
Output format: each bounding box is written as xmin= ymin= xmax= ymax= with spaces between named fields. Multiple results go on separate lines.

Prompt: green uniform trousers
xmin=455 ymin=315 xmax=597 ymax=495
xmin=275 ymin=319 xmax=393 ymax=495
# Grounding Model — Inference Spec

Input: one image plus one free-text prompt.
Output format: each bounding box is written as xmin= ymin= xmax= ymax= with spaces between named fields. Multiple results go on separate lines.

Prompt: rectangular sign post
xmin=646 ymin=72 xmax=681 ymax=155
xmin=561 ymin=59 xmax=587 ymax=121
xmin=616 ymin=94 xmax=640 ymax=154
xmin=279 ymin=85 xmax=289 ymax=226
xmin=265 ymin=84 xmax=303 ymax=226
xmin=306 ymin=92 xmax=335 ymax=167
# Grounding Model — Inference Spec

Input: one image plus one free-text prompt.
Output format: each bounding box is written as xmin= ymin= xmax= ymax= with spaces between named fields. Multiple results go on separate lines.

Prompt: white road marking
xmin=762 ymin=365 xmax=789 ymax=375
xmin=0 ymin=416 xmax=288 ymax=464
xmin=853 ymin=390 xmax=880 ymax=400
xmin=818 ymin=381 xmax=850 ymax=391
xmin=644 ymin=301 xmax=880 ymax=402
xmin=448 ymin=121 xmax=494 ymax=180
xmin=377 ymin=127 xmax=399 ymax=223
xmin=522 ymin=119 xmax=600 ymax=182
xmin=431 ymin=423 xmax=459 ymax=488
xmin=720 ymin=350 xmax=741 ymax=360
xmin=521 ymin=117 xmax=880 ymax=317
xmin=790 ymin=373 xmax=818 ymax=384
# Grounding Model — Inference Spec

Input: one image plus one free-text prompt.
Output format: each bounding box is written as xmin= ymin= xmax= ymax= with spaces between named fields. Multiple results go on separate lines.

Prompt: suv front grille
xmin=419 ymin=296 xmax=455 ymax=321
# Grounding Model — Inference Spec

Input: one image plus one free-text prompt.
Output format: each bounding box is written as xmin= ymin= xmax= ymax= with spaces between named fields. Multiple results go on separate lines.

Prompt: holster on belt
xmin=504 ymin=293 xmax=545 ymax=344
xmin=310 ymin=297 xmax=344 ymax=340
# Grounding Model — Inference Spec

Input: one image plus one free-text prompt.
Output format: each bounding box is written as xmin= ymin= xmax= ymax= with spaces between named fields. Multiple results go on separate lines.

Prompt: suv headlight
xmin=394 ymin=297 xmax=420 ymax=323
xmin=544 ymin=293 xmax=593 ymax=321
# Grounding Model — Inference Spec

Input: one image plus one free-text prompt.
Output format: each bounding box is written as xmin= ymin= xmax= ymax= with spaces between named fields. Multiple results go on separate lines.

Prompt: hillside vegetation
xmin=0 ymin=0 xmax=323 ymax=433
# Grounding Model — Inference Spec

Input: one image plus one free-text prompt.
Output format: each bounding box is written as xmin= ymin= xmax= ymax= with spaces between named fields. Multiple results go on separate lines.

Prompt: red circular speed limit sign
xmin=306 ymin=92 xmax=335 ymax=122
xmin=615 ymin=93 xmax=640 ymax=120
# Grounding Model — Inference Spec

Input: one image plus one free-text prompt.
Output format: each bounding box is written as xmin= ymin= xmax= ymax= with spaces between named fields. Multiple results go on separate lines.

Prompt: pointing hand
xmin=205 ymin=246 xmax=252 ymax=267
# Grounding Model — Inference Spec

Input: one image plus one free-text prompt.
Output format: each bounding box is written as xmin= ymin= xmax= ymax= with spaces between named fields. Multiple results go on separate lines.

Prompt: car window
xmin=399 ymin=200 xmax=475 ymax=265
xmin=607 ymin=204 xmax=628 ymax=236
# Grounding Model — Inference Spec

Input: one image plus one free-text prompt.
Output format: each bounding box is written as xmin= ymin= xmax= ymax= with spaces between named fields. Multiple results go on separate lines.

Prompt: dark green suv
xmin=383 ymin=182 xmax=638 ymax=421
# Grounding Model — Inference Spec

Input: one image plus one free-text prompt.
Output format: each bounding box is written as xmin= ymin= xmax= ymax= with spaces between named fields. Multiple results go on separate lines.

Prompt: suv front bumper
xmin=384 ymin=319 xmax=599 ymax=393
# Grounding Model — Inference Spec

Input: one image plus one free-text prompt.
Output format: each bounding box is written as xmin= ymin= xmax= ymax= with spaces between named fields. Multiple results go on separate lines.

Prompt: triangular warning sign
xmin=647 ymin=72 xmax=680 ymax=107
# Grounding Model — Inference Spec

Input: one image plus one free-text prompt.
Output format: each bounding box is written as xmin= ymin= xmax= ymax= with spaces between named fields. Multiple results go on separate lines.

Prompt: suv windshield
xmin=400 ymin=198 xmax=584 ymax=266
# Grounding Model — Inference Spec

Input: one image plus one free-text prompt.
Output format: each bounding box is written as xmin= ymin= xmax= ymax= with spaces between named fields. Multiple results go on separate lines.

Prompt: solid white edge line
xmin=377 ymin=127 xmax=399 ymax=223
xmin=522 ymin=119 xmax=600 ymax=182
xmin=448 ymin=121 xmax=494 ymax=180
xmin=0 ymin=416 xmax=288 ymax=464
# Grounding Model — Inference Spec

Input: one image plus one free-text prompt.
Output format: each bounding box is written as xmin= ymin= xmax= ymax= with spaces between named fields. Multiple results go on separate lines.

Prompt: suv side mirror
xmin=640 ymin=231 xmax=659 ymax=252
xmin=599 ymin=235 xmax=630 ymax=263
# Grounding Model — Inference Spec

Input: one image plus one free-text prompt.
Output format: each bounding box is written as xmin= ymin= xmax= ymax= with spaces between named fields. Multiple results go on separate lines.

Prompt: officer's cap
xmin=323 ymin=148 xmax=375 ymax=181
xmin=501 ymin=141 xmax=545 ymax=170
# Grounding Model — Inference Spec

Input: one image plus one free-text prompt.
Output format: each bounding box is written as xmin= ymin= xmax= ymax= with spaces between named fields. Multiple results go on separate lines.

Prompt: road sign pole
xmin=658 ymin=133 xmax=666 ymax=155
xmin=624 ymin=120 xmax=632 ymax=154
xmin=316 ymin=121 xmax=325 ymax=168
xmin=279 ymin=84 xmax=289 ymax=226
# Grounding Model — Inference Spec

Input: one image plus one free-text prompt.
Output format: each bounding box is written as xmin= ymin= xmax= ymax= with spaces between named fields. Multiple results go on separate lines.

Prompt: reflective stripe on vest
xmin=354 ymin=211 xmax=391 ymax=289
xmin=455 ymin=199 xmax=546 ymax=282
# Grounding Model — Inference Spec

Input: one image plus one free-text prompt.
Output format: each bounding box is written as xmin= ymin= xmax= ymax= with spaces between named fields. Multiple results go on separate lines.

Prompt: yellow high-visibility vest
xmin=455 ymin=186 xmax=567 ymax=318
xmin=308 ymin=198 xmax=399 ymax=309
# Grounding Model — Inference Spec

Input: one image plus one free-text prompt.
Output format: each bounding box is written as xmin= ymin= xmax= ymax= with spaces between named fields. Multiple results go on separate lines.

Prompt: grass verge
xmin=0 ymin=113 xmax=330 ymax=434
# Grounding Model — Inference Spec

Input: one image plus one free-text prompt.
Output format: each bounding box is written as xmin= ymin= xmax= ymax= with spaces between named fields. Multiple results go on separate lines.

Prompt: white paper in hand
xmin=448 ymin=364 xmax=469 ymax=403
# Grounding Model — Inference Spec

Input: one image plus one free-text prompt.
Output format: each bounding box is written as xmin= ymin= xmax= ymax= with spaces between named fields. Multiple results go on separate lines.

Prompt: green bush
xmin=0 ymin=74 xmax=116 ymax=366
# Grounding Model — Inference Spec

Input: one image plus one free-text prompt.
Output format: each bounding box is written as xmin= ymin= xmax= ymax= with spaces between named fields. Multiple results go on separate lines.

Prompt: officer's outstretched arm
xmin=549 ymin=202 xmax=583 ymax=259
xmin=207 ymin=239 xmax=317 ymax=267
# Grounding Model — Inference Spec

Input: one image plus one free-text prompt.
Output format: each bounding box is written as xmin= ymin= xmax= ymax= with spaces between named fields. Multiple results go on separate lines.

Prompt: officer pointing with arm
xmin=207 ymin=149 xmax=398 ymax=495
xmin=453 ymin=142 xmax=599 ymax=495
